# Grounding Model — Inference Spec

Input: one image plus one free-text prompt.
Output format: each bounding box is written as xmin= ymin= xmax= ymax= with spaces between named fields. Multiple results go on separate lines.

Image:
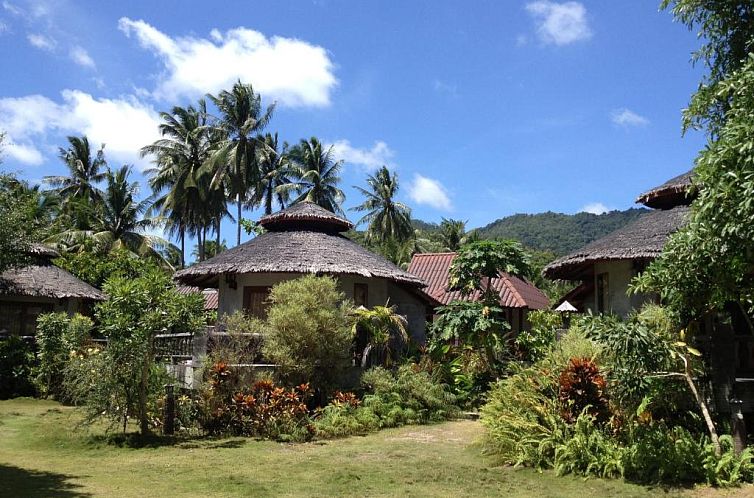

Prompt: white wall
xmin=582 ymin=260 xmax=658 ymax=317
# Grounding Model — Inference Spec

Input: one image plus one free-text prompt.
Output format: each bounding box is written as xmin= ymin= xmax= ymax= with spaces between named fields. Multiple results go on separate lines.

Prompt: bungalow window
xmin=243 ymin=286 xmax=272 ymax=319
xmin=0 ymin=301 xmax=54 ymax=336
xmin=354 ymin=283 xmax=368 ymax=307
xmin=596 ymin=273 xmax=609 ymax=313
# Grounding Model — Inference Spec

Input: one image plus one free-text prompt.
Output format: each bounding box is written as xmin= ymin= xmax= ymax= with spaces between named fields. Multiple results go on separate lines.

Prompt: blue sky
xmin=0 ymin=0 xmax=707 ymax=247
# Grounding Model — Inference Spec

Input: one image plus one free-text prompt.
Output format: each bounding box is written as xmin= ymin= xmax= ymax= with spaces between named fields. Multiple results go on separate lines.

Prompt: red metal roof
xmin=176 ymin=285 xmax=219 ymax=310
xmin=407 ymin=252 xmax=549 ymax=309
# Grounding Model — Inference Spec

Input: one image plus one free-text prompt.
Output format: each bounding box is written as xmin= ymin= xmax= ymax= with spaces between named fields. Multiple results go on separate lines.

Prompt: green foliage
xmin=448 ymin=240 xmax=530 ymax=296
xmin=55 ymin=244 xmax=167 ymax=289
xmin=476 ymin=209 xmax=648 ymax=256
xmin=34 ymin=312 xmax=93 ymax=400
xmin=314 ymin=365 xmax=459 ymax=438
xmin=581 ymin=306 xmax=678 ymax=413
xmin=0 ymin=174 xmax=40 ymax=272
xmin=0 ymin=336 xmax=36 ymax=399
xmin=198 ymin=375 xmax=314 ymax=442
xmin=661 ymin=0 xmax=754 ymax=134
xmin=263 ymin=275 xmax=354 ymax=397
xmin=635 ymin=56 xmax=754 ymax=326
xmin=351 ymin=165 xmax=413 ymax=245
xmin=515 ymin=310 xmax=561 ymax=362
xmin=352 ymin=303 xmax=408 ymax=367
xmin=76 ymin=270 xmax=204 ymax=433
xmin=430 ymin=301 xmax=509 ymax=359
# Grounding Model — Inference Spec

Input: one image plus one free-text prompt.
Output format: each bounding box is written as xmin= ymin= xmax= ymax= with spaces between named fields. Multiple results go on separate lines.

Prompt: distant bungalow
xmin=175 ymin=201 xmax=437 ymax=341
xmin=543 ymin=170 xmax=693 ymax=317
xmin=0 ymin=244 xmax=105 ymax=336
xmin=407 ymin=252 xmax=549 ymax=335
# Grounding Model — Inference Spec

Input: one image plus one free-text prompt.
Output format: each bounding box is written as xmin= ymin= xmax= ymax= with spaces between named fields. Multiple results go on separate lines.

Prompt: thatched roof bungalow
xmin=0 ymin=244 xmax=105 ymax=336
xmin=543 ymin=170 xmax=693 ymax=316
xmin=407 ymin=252 xmax=549 ymax=335
xmin=175 ymin=202 xmax=436 ymax=341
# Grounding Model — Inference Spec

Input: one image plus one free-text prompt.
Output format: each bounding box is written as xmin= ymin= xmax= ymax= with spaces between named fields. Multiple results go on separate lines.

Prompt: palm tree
xmin=47 ymin=166 xmax=175 ymax=266
xmin=352 ymin=303 xmax=409 ymax=367
xmin=142 ymin=102 xmax=224 ymax=266
xmin=252 ymin=133 xmax=291 ymax=215
xmin=351 ymin=166 xmax=413 ymax=245
xmin=44 ymin=135 xmax=106 ymax=204
xmin=283 ymin=137 xmax=345 ymax=213
xmin=207 ymin=81 xmax=275 ymax=245
xmin=438 ymin=218 xmax=468 ymax=251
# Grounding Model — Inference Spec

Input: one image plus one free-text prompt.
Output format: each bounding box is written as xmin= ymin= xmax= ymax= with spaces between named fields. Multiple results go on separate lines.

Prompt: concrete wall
xmin=578 ymin=260 xmax=658 ymax=317
xmin=217 ymin=272 xmax=428 ymax=342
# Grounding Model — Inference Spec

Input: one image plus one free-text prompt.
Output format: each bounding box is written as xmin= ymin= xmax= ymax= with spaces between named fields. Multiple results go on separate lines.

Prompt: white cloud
xmin=69 ymin=46 xmax=95 ymax=68
xmin=0 ymin=20 xmax=9 ymax=34
xmin=2 ymin=1 xmax=22 ymax=16
xmin=0 ymin=90 xmax=161 ymax=168
xmin=329 ymin=139 xmax=394 ymax=171
xmin=610 ymin=108 xmax=650 ymax=127
xmin=5 ymin=141 xmax=44 ymax=165
xmin=118 ymin=17 xmax=338 ymax=107
xmin=408 ymin=174 xmax=452 ymax=211
xmin=432 ymin=79 xmax=457 ymax=96
xmin=525 ymin=1 xmax=592 ymax=46
xmin=27 ymin=32 xmax=55 ymax=51
xmin=580 ymin=202 xmax=611 ymax=215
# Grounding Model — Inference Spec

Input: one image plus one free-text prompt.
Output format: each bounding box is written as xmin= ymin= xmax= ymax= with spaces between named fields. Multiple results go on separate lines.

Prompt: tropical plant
xmin=252 ymin=132 xmax=290 ymax=215
xmin=44 ymin=135 xmax=106 ymax=206
xmin=438 ymin=218 xmax=467 ymax=251
xmin=193 ymin=239 xmax=227 ymax=260
xmin=351 ymin=166 xmax=413 ymax=245
xmin=34 ymin=312 xmax=93 ymax=400
xmin=207 ymin=81 xmax=275 ymax=245
xmin=48 ymin=166 xmax=176 ymax=266
xmin=0 ymin=335 xmax=36 ymax=399
xmin=263 ymin=275 xmax=353 ymax=400
xmin=78 ymin=270 xmax=204 ymax=434
xmin=351 ymin=303 xmax=409 ymax=367
xmin=142 ymin=101 xmax=224 ymax=266
xmin=448 ymin=239 xmax=531 ymax=298
xmin=283 ymin=137 xmax=345 ymax=213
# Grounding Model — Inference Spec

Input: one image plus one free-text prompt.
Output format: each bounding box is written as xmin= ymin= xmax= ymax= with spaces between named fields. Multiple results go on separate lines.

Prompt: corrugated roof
xmin=176 ymin=285 xmax=219 ymax=310
xmin=407 ymin=252 xmax=549 ymax=309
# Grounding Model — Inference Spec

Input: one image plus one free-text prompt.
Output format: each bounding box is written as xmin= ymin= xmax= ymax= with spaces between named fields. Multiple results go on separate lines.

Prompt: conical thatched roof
xmin=543 ymin=206 xmax=690 ymax=280
xmin=175 ymin=202 xmax=424 ymax=288
xmin=259 ymin=201 xmax=353 ymax=232
xmin=636 ymin=170 xmax=694 ymax=209
xmin=0 ymin=262 xmax=105 ymax=300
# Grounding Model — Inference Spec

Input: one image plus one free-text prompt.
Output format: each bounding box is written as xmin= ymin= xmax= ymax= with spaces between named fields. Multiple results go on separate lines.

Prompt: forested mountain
xmin=475 ymin=208 xmax=649 ymax=256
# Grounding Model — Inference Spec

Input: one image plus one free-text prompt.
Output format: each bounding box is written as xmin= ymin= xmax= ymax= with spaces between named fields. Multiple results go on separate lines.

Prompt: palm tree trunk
xmin=203 ymin=226 xmax=208 ymax=260
xmin=236 ymin=194 xmax=242 ymax=246
xmin=216 ymin=216 xmax=221 ymax=247
xmin=197 ymin=229 xmax=204 ymax=262
xmin=180 ymin=227 xmax=185 ymax=269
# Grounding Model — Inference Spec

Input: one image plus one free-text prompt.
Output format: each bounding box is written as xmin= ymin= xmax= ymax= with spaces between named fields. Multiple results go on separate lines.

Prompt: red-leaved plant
xmin=558 ymin=357 xmax=610 ymax=424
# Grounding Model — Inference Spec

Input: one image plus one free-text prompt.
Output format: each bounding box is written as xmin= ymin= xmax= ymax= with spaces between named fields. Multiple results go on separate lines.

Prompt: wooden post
xmin=164 ymin=384 xmax=175 ymax=436
xmin=730 ymin=397 xmax=747 ymax=455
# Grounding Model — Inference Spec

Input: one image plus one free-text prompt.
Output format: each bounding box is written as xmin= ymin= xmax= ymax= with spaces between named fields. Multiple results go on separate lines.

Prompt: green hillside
xmin=475 ymin=208 xmax=649 ymax=256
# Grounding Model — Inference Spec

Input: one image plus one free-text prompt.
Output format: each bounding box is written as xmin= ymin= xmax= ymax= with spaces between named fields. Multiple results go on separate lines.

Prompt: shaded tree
xmin=351 ymin=166 xmax=413 ymax=245
xmin=283 ymin=137 xmax=345 ymax=213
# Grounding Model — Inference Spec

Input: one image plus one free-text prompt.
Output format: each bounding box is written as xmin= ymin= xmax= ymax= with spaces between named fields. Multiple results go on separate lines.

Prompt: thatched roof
xmin=636 ymin=170 xmax=694 ymax=209
xmin=543 ymin=206 xmax=690 ymax=280
xmin=259 ymin=201 xmax=353 ymax=232
xmin=175 ymin=202 xmax=424 ymax=288
xmin=28 ymin=243 xmax=59 ymax=258
xmin=0 ymin=262 xmax=105 ymax=300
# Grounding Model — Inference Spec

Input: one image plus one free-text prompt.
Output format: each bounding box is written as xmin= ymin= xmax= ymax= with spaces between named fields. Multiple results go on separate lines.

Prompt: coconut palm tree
xmin=142 ymin=102 xmax=225 ymax=266
xmin=352 ymin=303 xmax=409 ymax=368
xmin=438 ymin=218 xmax=468 ymax=251
xmin=207 ymin=81 xmax=275 ymax=245
xmin=44 ymin=135 xmax=106 ymax=204
xmin=283 ymin=137 xmax=345 ymax=213
xmin=252 ymin=133 xmax=291 ymax=215
xmin=47 ymin=166 xmax=175 ymax=266
xmin=351 ymin=166 xmax=413 ymax=245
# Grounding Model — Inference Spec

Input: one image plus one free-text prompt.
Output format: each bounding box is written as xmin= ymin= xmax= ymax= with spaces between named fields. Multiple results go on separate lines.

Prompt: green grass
xmin=0 ymin=399 xmax=751 ymax=497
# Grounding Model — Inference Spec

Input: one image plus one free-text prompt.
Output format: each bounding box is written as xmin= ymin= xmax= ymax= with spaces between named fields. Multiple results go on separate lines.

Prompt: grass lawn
xmin=1 ymin=399 xmax=752 ymax=497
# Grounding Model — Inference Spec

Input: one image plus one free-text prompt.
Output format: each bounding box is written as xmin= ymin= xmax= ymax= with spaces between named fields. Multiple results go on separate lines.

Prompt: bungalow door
xmin=243 ymin=286 xmax=272 ymax=319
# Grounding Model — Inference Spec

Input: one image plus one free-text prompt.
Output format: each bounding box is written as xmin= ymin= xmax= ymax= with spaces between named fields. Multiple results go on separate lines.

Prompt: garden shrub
xmin=197 ymin=365 xmax=314 ymax=442
xmin=558 ymin=357 xmax=610 ymax=424
xmin=314 ymin=364 xmax=459 ymax=438
xmin=263 ymin=275 xmax=353 ymax=399
xmin=514 ymin=309 xmax=561 ymax=362
xmin=207 ymin=312 xmax=266 ymax=389
xmin=35 ymin=312 xmax=93 ymax=400
xmin=0 ymin=335 xmax=36 ymax=399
